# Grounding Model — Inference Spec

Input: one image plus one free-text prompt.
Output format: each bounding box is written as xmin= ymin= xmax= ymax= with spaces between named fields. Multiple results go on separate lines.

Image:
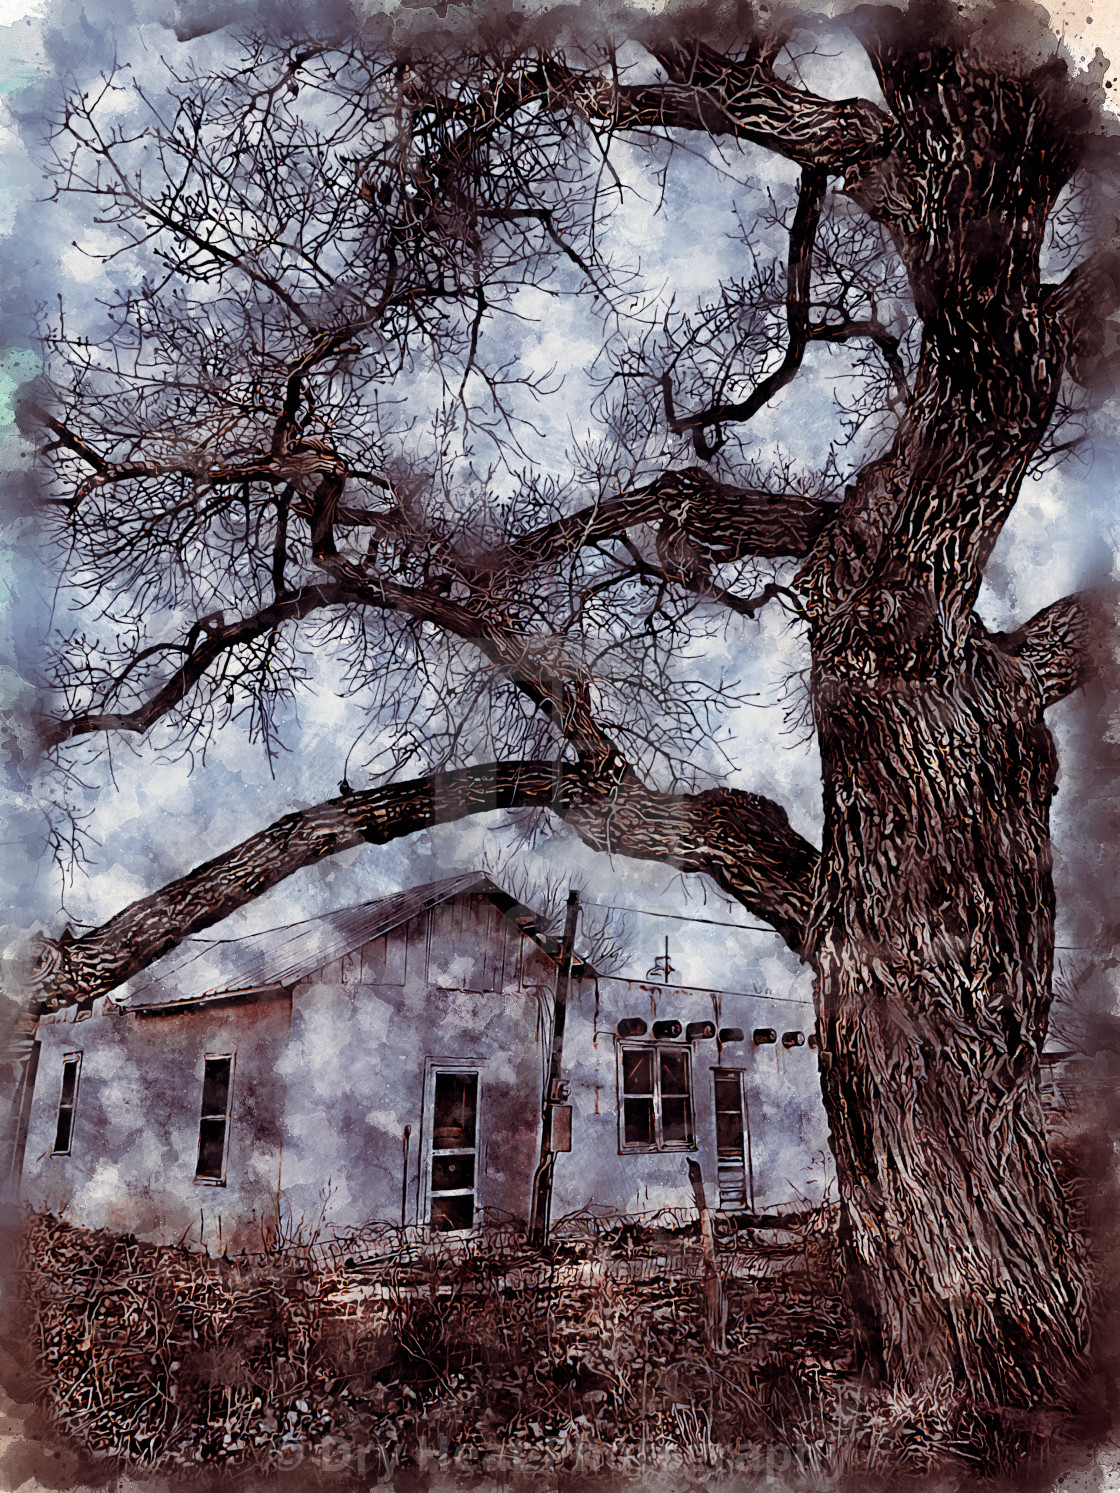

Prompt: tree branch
xmin=808 ymin=315 xmax=910 ymax=401
xmin=479 ymin=466 xmax=838 ymax=575
xmin=43 ymin=460 xmax=838 ymax=752
xmin=38 ymin=410 xmax=352 ymax=506
xmin=1000 ymin=594 xmax=1092 ymax=708
xmin=548 ymin=43 xmax=894 ymax=173
xmin=663 ymin=166 xmax=828 ymax=458
xmin=40 ymin=583 xmax=352 ymax=747
xmin=1045 ymin=249 xmax=1120 ymax=389
xmin=30 ymin=760 xmax=819 ymax=1009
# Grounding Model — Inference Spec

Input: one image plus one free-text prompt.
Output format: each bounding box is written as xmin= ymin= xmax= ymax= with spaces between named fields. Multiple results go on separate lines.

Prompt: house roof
xmin=128 ymin=871 xmax=590 ymax=1011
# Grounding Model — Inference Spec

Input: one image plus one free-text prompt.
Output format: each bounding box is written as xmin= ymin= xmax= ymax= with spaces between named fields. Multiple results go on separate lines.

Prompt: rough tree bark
xmin=792 ymin=23 xmax=1102 ymax=1402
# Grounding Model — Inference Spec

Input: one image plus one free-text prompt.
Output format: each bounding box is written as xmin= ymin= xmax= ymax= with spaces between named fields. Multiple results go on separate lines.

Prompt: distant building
xmin=12 ymin=872 xmax=833 ymax=1252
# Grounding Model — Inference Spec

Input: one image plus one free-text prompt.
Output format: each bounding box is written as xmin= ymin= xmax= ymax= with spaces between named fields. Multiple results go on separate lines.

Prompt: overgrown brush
xmin=10 ymin=1208 xmax=1076 ymax=1483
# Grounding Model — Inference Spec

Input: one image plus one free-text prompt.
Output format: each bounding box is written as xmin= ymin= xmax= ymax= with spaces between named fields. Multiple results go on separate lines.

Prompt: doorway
xmin=712 ymin=1068 xmax=753 ymax=1211
xmin=424 ymin=1066 xmax=480 ymax=1230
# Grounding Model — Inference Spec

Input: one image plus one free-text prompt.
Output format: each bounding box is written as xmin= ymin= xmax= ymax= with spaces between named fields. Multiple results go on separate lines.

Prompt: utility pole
xmin=527 ymin=889 xmax=579 ymax=1247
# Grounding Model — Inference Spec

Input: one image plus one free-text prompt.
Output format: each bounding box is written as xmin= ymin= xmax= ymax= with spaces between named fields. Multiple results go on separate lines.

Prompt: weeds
xmin=11 ymin=1206 xmax=1078 ymax=1483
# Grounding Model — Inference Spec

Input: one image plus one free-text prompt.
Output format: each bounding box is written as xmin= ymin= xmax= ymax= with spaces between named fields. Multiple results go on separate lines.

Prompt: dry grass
xmin=10 ymin=1207 xmax=1078 ymax=1485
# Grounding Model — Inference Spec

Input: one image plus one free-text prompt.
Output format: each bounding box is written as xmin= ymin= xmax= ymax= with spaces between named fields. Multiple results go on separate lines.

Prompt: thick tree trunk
xmin=810 ymin=624 xmax=1087 ymax=1403
xmin=798 ymin=22 xmax=1094 ymax=1404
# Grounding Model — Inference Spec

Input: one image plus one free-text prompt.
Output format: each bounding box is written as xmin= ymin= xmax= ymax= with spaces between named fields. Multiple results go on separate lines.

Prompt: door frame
xmin=418 ymin=1057 xmax=485 ymax=1231
xmin=711 ymin=1066 xmax=754 ymax=1211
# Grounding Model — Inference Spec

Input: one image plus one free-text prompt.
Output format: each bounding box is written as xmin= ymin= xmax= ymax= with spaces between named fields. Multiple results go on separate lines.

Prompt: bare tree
xmin=20 ymin=2 xmax=1120 ymax=1409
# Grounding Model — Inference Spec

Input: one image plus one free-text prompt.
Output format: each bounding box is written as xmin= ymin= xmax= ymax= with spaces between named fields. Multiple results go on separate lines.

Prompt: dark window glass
xmin=429 ymin=1070 xmax=479 ymax=1231
xmin=622 ymin=1049 xmax=654 ymax=1095
xmin=53 ymin=1104 xmax=74 ymax=1155
xmin=431 ymin=1154 xmax=475 ymax=1192
xmin=53 ymin=1056 xmax=81 ymax=1155
xmin=619 ymin=1044 xmax=693 ymax=1150
xmin=661 ymin=1096 xmax=691 ymax=1144
xmin=659 ymin=1050 xmax=689 ymax=1096
xmin=201 ymin=1058 xmax=232 ymax=1118
xmin=59 ymin=1060 xmax=79 ymax=1107
xmin=430 ymin=1193 xmax=474 ymax=1231
xmin=196 ymin=1117 xmax=227 ymax=1180
xmin=196 ymin=1057 xmax=233 ymax=1181
xmin=714 ymin=1075 xmax=744 ymax=1153
xmin=623 ymin=1096 xmax=656 ymax=1146
xmin=432 ymin=1072 xmax=477 ymax=1151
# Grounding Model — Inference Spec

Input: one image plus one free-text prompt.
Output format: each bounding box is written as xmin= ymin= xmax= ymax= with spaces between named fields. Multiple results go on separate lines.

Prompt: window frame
xmin=51 ymin=1051 xmax=82 ymax=1157
xmin=194 ymin=1052 xmax=235 ymax=1187
xmin=420 ymin=1058 xmax=484 ymax=1233
xmin=616 ymin=1040 xmax=696 ymax=1154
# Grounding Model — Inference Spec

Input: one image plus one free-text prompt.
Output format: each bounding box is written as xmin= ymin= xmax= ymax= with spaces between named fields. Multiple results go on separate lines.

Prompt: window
xmin=195 ymin=1055 xmax=234 ymax=1183
xmin=427 ymin=1069 xmax=479 ymax=1230
xmin=618 ymin=1043 xmax=694 ymax=1152
xmin=52 ymin=1053 xmax=82 ymax=1155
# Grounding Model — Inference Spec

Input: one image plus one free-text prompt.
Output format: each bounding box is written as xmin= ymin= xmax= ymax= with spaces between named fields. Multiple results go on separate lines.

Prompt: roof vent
xmin=685 ymin=1021 xmax=716 ymax=1041
xmin=652 ymin=1020 xmax=682 ymax=1040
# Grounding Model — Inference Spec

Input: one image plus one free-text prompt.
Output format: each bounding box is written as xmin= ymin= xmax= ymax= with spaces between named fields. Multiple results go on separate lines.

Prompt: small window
xmin=195 ymin=1055 xmax=234 ymax=1184
xmin=52 ymin=1053 xmax=82 ymax=1155
xmin=618 ymin=1043 xmax=694 ymax=1152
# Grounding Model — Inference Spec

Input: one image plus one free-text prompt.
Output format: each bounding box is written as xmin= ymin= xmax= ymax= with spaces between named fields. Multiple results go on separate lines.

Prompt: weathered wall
xmin=554 ymin=975 xmax=832 ymax=1220
xmin=278 ymin=894 xmax=554 ymax=1237
xmin=17 ymin=891 xmax=834 ymax=1247
xmin=20 ymin=992 xmax=290 ymax=1252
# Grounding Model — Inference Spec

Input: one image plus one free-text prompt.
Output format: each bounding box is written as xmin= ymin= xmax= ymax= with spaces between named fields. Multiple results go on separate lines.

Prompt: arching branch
xmin=31 ymin=760 xmax=819 ymax=1010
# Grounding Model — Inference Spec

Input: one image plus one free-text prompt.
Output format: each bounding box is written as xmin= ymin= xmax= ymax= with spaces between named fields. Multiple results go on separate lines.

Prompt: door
xmin=712 ymin=1068 xmax=753 ymax=1211
xmin=427 ymin=1068 xmax=479 ymax=1230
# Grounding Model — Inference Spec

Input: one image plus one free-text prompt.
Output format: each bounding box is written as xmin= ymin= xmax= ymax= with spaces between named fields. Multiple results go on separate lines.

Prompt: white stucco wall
xmin=553 ymin=974 xmax=833 ymax=1221
xmin=20 ymin=992 xmax=290 ymax=1252
xmin=16 ymin=891 xmax=834 ymax=1249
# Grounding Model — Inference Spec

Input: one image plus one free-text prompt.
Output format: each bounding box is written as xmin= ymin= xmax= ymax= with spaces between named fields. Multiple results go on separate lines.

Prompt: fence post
xmin=687 ymin=1158 xmax=727 ymax=1352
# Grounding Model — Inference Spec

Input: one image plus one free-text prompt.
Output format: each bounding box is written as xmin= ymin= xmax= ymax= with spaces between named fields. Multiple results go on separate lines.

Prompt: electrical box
xmin=548 ymin=1105 xmax=572 ymax=1152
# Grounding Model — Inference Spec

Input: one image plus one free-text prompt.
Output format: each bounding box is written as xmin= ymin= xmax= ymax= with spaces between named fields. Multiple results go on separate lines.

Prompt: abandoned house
xmin=10 ymin=872 xmax=833 ymax=1252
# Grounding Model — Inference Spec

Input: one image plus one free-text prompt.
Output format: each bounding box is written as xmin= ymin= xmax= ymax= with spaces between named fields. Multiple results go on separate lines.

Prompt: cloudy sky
xmin=1 ymin=0 xmax=1117 ymax=1020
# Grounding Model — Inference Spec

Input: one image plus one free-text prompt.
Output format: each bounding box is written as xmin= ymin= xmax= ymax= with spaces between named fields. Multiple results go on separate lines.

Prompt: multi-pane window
xmin=429 ymin=1071 xmax=478 ymax=1231
xmin=195 ymin=1055 xmax=234 ymax=1183
xmin=52 ymin=1053 xmax=82 ymax=1155
xmin=618 ymin=1044 xmax=694 ymax=1151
